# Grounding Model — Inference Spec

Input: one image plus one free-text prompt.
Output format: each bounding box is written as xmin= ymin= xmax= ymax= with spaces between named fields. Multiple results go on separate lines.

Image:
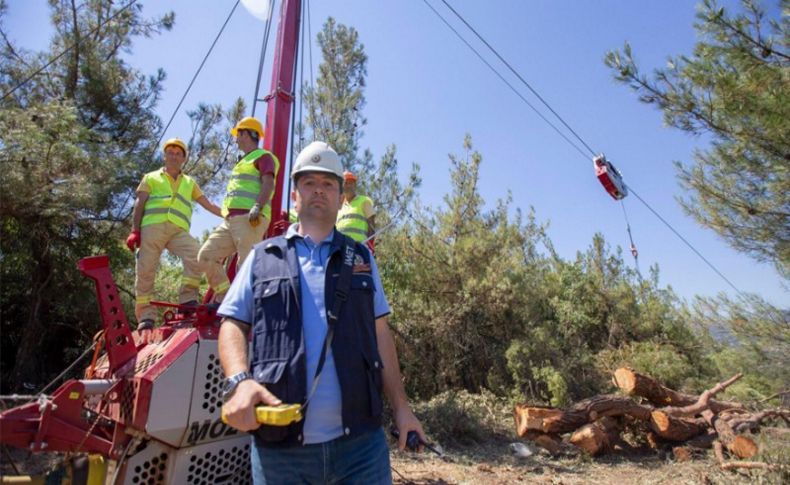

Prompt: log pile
xmin=512 ymin=368 xmax=790 ymax=471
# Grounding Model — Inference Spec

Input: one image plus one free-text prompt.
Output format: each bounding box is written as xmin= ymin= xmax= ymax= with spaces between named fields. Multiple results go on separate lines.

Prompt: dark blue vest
xmin=249 ymin=230 xmax=384 ymax=446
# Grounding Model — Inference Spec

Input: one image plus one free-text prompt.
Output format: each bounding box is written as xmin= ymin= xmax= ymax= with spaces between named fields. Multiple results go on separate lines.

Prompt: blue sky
xmin=5 ymin=0 xmax=788 ymax=306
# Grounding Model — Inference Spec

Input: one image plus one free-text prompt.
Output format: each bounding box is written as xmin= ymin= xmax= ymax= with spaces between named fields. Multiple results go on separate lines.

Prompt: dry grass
xmin=390 ymin=445 xmax=787 ymax=485
xmin=388 ymin=392 xmax=790 ymax=485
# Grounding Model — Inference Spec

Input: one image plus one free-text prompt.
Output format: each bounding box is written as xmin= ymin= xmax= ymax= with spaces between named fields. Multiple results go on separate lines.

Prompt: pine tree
xmin=0 ymin=0 xmax=238 ymax=391
xmin=302 ymin=17 xmax=420 ymax=228
xmin=605 ymin=0 xmax=789 ymax=278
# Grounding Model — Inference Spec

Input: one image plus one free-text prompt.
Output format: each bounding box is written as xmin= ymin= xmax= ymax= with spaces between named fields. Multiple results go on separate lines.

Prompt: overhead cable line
xmin=439 ymin=0 xmax=597 ymax=157
xmin=112 ymin=0 xmax=241 ymax=228
xmin=626 ymin=185 xmax=745 ymax=296
xmin=307 ymin=0 xmax=315 ymax=97
xmin=286 ymin=0 xmax=307 ymax=213
xmin=1 ymin=0 xmax=140 ymax=101
xmin=423 ymin=0 xmax=746 ymax=298
xmin=419 ymin=0 xmax=590 ymax=159
xmin=157 ymin=0 xmax=241 ymax=155
xmin=251 ymin=0 xmax=276 ymax=117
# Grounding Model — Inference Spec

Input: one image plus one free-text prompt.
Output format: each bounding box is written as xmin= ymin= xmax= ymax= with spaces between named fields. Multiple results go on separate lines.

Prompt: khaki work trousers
xmin=198 ymin=214 xmax=268 ymax=299
xmin=135 ymin=222 xmax=203 ymax=322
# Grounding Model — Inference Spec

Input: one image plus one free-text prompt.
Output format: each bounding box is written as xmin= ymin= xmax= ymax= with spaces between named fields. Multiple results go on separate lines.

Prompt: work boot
xmin=137 ymin=319 xmax=155 ymax=331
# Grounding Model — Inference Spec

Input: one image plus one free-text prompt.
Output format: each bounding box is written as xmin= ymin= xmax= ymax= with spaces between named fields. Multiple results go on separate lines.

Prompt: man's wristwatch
xmin=221 ymin=371 xmax=253 ymax=401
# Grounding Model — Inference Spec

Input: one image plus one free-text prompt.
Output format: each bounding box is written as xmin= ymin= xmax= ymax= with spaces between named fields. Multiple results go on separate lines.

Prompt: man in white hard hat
xmin=126 ymin=138 xmax=223 ymax=329
xmin=198 ymin=116 xmax=280 ymax=303
xmin=218 ymin=141 xmax=424 ymax=484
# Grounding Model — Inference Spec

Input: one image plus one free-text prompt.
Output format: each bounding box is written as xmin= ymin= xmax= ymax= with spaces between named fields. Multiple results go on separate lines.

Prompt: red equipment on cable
xmin=593 ymin=153 xmax=628 ymax=200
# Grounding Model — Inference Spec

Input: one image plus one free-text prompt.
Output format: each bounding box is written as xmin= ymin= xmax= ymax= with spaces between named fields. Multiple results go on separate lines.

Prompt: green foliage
xmin=302 ymin=17 xmax=420 ymax=223
xmin=381 ymin=135 xmax=552 ymax=399
xmin=692 ymin=294 xmax=790 ymax=404
xmin=0 ymin=0 xmax=175 ymax=391
xmin=0 ymin=0 xmax=235 ymax=392
xmin=604 ymin=0 xmax=790 ymax=278
xmin=303 ymin=17 xmax=368 ymax=172
xmin=381 ymin=135 xmax=712 ymax=405
xmin=409 ymin=389 xmax=510 ymax=448
xmin=531 ymin=366 xmax=570 ymax=407
xmin=596 ymin=341 xmax=700 ymax=391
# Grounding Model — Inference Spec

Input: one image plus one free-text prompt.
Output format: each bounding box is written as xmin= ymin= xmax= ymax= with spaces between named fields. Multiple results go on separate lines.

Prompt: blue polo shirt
xmin=218 ymin=224 xmax=390 ymax=444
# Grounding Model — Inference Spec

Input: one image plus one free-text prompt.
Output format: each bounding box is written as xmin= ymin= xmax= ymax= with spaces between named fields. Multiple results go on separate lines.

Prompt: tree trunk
xmin=649 ymin=411 xmax=707 ymax=441
xmin=712 ymin=414 xmax=758 ymax=459
xmin=569 ymin=417 xmax=621 ymax=456
xmin=672 ymin=446 xmax=693 ymax=462
xmin=10 ymin=236 xmax=52 ymax=391
xmin=613 ymin=367 xmax=742 ymax=413
xmin=514 ymin=395 xmax=651 ymax=434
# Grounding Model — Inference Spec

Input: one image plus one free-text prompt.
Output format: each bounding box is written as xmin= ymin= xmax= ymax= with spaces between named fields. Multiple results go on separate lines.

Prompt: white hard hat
xmin=292 ymin=141 xmax=343 ymax=179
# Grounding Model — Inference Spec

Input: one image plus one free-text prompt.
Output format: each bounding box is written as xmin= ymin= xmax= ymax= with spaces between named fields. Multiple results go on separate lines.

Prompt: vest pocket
xmin=254 ymin=359 xmax=287 ymax=385
xmin=363 ymin=351 xmax=383 ymax=417
xmin=253 ymin=278 xmax=292 ymax=361
xmin=251 ymin=359 xmax=291 ymax=443
xmin=350 ymin=274 xmax=374 ymax=292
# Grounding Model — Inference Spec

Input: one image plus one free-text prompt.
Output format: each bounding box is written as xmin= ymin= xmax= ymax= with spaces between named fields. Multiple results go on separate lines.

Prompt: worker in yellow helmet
xmin=126 ymin=138 xmax=223 ymax=329
xmin=336 ymin=171 xmax=375 ymax=244
xmin=198 ymin=116 xmax=280 ymax=303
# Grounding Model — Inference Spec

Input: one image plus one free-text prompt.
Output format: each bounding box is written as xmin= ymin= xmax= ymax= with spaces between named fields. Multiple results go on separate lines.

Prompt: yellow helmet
xmin=163 ymin=138 xmax=187 ymax=157
xmin=231 ymin=116 xmax=264 ymax=139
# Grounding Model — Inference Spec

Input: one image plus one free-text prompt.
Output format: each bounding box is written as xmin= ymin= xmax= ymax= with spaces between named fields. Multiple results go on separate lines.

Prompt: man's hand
xmin=221 ymin=380 xmax=282 ymax=432
xmin=393 ymin=406 xmax=426 ymax=452
xmin=249 ymin=203 xmax=262 ymax=227
xmin=126 ymin=230 xmax=141 ymax=251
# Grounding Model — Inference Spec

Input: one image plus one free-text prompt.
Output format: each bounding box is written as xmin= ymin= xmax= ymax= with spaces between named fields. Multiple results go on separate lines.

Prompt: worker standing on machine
xmin=218 ymin=141 xmax=424 ymax=484
xmin=336 ymin=170 xmax=376 ymax=250
xmin=198 ymin=116 xmax=280 ymax=303
xmin=126 ymin=138 xmax=223 ymax=330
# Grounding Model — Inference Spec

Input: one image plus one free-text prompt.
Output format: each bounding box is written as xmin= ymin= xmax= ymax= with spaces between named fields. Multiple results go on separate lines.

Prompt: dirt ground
xmin=3 ymin=439 xmax=787 ymax=484
xmin=389 ymin=444 xmax=787 ymax=485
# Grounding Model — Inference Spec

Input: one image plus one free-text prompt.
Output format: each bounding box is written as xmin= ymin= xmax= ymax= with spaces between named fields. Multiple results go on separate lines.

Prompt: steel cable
xmin=1 ymin=0 xmax=140 ymax=101
xmin=423 ymin=0 xmax=746 ymax=297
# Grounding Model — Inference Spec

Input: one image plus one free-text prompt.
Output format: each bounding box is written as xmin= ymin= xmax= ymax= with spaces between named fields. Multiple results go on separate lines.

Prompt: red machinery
xmin=0 ymin=1 xmax=302 ymax=482
xmin=593 ymin=153 xmax=628 ymax=200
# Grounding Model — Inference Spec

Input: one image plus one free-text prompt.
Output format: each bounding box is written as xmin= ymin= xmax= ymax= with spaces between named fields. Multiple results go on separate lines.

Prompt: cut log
xmin=713 ymin=440 xmax=777 ymax=471
xmin=521 ymin=430 xmax=563 ymax=455
xmin=613 ymin=367 xmax=742 ymax=413
xmin=514 ymin=395 xmax=651 ymax=435
xmin=672 ymin=446 xmax=693 ymax=462
xmin=645 ymin=431 xmax=662 ymax=450
xmin=711 ymin=413 xmax=758 ymax=459
xmin=569 ymin=417 xmax=621 ymax=456
xmin=649 ymin=411 xmax=707 ymax=441
xmin=513 ymin=405 xmax=567 ymax=436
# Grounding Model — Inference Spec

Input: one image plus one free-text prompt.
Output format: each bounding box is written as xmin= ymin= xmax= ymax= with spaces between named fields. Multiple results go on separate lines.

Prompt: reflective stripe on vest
xmin=141 ymin=170 xmax=196 ymax=231
xmin=337 ymin=195 xmax=372 ymax=242
xmin=221 ymin=148 xmax=280 ymax=219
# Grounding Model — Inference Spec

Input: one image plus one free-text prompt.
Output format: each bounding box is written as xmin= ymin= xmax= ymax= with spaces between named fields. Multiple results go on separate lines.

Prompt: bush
xmin=407 ymin=390 xmax=511 ymax=448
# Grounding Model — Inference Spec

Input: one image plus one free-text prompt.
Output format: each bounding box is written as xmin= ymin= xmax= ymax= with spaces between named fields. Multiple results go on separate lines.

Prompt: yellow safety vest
xmin=222 ymin=149 xmax=280 ymax=219
xmin=141 ymin=170 xmax=196 ymax=232
xmin=337 ymin=195 xmax=372 ymax=242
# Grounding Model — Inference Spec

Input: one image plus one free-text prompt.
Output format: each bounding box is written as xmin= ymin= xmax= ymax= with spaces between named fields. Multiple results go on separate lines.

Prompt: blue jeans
xmin=250 ymin=428 xmax=392 ymax=485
